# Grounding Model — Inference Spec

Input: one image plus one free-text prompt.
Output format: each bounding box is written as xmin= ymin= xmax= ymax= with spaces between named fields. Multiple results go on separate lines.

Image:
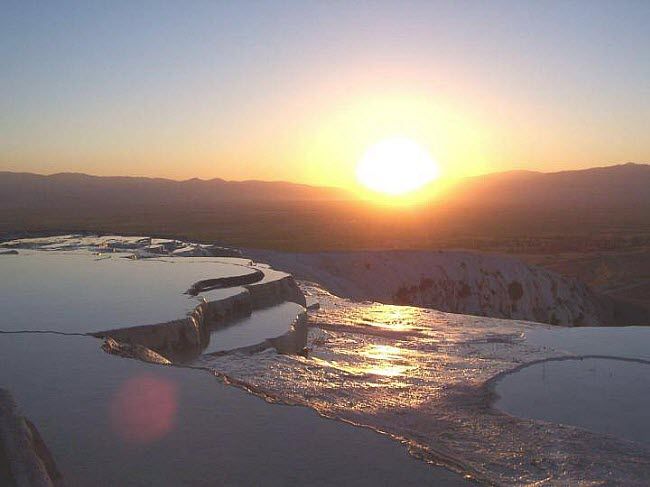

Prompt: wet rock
xmin=0 ymin=389 xmax=63 ymax=487
xmin=187 ymin=270 xmax=264 ymax=295
xmin=101 ymin=337 xmax=172 ymax=365
xmin=266 ymin=311 xmax=309 ymax=354
xmin=245 ymin=275 xmax=307 ymax=309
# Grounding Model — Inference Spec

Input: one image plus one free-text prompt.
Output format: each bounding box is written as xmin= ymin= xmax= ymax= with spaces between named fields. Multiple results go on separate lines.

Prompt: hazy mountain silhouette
xmin=0 ymin=171 xmax=352 ymax=209
xmin=1 ymin=163 xmax=648 ymax=211
xmin=1 ymin=163 xmax=649 ymax=253
xmin=437 ymin=163 xmax=650 ymax=209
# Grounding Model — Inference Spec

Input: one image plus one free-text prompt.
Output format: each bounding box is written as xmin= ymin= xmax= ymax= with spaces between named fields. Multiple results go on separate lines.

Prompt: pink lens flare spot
xmin=110 ymin=373 xmax=179 ymax=444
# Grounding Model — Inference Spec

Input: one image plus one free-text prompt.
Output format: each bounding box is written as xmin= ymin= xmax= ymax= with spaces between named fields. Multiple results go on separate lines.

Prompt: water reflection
xmin=309 ymin=344 xmax=417 ymax=379
xmin=361 ymin=344 xmax=415 ymax=376
xmin=361 ymin=304 xmax=419 ymax=332
xmin=495 ymin=358 xmax=650 ymax=445
xmin=198 ymin=283 xmax=650 ymax=485
xmin=361 ymin=344 xmax=403 ymax=361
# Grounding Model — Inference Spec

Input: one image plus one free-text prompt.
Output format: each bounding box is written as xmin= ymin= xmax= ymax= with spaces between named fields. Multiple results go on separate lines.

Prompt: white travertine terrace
xmin=198 ymin=282 xmax=650 ymax=486
xmin=246 ymin=249 xmax=619 ymax=326
xmin=0 ymin=236 xmax=308 ymax=359
xmin=4 ymin=235 xmax=650 ymax=485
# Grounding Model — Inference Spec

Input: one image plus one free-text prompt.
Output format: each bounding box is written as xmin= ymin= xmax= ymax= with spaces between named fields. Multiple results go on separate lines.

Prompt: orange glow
xmin=309 ymin=346 xmax=415 ymax=378
xmin=362 ymin=304 xmax=420 ymax=332
xmin=356 ymin=137 xmax=440 ymax=196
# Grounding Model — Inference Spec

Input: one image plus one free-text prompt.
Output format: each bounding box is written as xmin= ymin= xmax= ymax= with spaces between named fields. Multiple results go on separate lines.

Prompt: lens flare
xmin=110 ymin=373 xmax=178 ymax=444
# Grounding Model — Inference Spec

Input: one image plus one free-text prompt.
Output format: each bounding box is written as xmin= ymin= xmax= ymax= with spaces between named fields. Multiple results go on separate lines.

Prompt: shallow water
xmin=495 ymin=358 xmax=650 ymax=445
xmin=0 ymin=333 xmax=467 ymax=486
xmin=0 ymin=250 xmax=306 ymax=355
xmin=199 ymin=283 xmax=650 ymax=485
xmin=4 ymin=246 xmax=650 ymax=485
xmin=525 ymin=326 xmax=650 ymax=361
xmin=0 ymin=249 xmax=468 ymax=485
xmin=0 ymin=250 xmax=251 ymax=332
xmin=204 ymin=301 xmax=305 ymax=353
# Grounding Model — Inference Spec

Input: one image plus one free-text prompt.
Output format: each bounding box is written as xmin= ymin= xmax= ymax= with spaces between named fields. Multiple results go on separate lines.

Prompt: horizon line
xmin=1 ymin=161 xmax=647 ymax=188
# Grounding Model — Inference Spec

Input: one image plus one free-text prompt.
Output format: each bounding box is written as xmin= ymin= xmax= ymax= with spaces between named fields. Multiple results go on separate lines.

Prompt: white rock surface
xmin=246 ymin=249 xmax=613 ymax=326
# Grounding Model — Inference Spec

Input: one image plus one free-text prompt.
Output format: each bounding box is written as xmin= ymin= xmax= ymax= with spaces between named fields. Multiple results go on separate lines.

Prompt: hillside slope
xmin=246 ymin=249 xmax=644 ymax=326
xmin=439 ymin=163 xmax=650 ymax=209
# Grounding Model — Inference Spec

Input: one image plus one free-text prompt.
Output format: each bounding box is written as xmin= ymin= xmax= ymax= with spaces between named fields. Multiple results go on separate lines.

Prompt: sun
xmin=356 ymin=137 xmax=440 ymax=196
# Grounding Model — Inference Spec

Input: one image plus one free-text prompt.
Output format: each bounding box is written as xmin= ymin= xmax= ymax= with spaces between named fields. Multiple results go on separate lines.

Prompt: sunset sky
xmin=2 ymin=1 xmax=649 ymax=190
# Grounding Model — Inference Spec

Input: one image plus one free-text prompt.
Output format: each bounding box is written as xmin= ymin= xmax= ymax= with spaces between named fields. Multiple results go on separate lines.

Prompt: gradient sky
xmin=2 ymin=0 xmax=649 ymax=189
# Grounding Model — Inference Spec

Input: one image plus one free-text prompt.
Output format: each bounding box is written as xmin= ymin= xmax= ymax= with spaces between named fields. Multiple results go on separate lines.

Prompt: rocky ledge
xmin=0 ymin=389 xmax=63 ymax=487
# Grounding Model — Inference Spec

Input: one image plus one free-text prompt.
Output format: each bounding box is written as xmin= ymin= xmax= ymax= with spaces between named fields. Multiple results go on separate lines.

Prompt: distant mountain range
xmin=3 ymin=164 xmax=648 ymax=318
xmin=0 ymin=171 xmax=351 ymax=209
xmin=437 ymin=163 xmax=650 ymax=209
xmin=1 ymin=163 xmax=649 ymax=253
xmin=2 ymin=163 xmax=648 ymax=211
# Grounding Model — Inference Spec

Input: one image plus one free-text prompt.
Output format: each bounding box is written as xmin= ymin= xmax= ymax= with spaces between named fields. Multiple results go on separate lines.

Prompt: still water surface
xmin=0 ymin=251 xmax=247 ymax=332
xmin=0 ymin=333 xmax=467 ymax=486
xmin=0 ymin=251 xmax=468 ymax=485
xmin=495 ymin=357 xmax=650 ymax=445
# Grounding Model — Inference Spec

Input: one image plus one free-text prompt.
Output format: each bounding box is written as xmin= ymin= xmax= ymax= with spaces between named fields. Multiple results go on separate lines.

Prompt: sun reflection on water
xmin=360 ymin=304 xmax=421 ymax=332
xmin=309 ymin=343 xmax=418 ymax=378
xmin=361 ymin=344 xmax=403 ymax=360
